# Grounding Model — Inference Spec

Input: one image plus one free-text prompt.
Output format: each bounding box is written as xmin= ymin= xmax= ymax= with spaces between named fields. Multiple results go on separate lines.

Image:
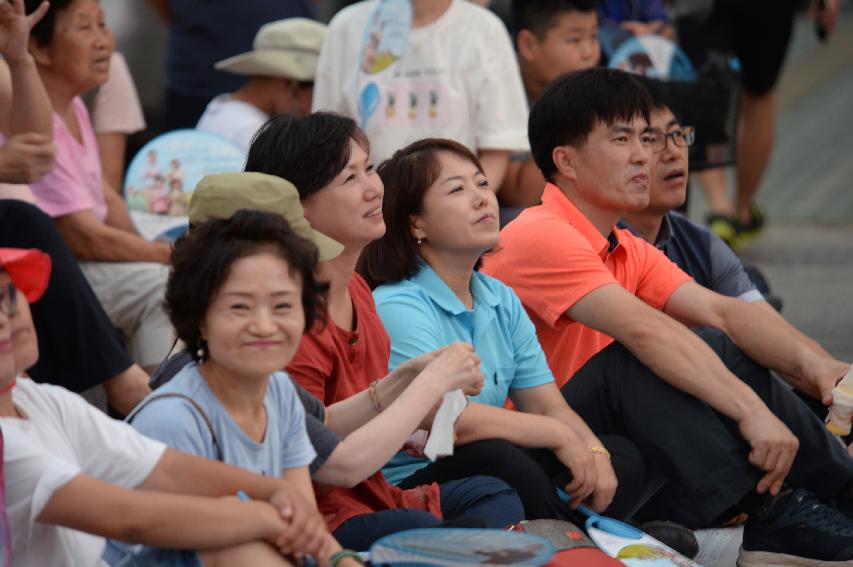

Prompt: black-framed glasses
xmin=649 ymin=127 xmax=695 ymax=153
xmin=0 ymin=283 xmax=17 ymax=317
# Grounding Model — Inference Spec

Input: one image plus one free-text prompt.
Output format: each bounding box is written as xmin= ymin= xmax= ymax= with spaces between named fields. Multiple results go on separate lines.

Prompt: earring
xmin=416 ymin=238 xmax=423 ymax=245
xmin=196 ymin=339 xmax=207 ymax=361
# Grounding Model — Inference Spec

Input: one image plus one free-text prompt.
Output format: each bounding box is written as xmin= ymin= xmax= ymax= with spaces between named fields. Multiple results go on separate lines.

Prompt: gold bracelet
xmin=589 ymin=445 xmax=611 ymax=459
xmin=367 ymin=379 xmax=383 ymax=413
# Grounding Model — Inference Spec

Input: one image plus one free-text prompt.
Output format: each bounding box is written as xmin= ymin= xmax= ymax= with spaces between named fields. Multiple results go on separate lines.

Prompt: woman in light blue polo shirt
xmin=360 ymin=138 xmax=649 ymax=521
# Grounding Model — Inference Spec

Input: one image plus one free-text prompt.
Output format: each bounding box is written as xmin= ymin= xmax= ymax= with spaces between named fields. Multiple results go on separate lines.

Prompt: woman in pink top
xmin=25 ymin=0 xmax=168 ymax=264
xmin=24 ymin=0 xmax=176 ymax=379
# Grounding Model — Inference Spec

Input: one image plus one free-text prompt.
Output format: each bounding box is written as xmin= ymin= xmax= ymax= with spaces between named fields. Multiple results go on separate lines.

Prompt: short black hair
xmin=167 ymin=209 xmax=328 ymax=362
xmin=244 ymin=112 xmax=369 ymax=200
xmin=529 ymin=67 xmax=652 ymax=181
xmin=359 ymin=138 xmax=483 ymax=289
xmin=632 ymin=76 xmax=682 ymax=121
xmin=635 ymin=75 xmax=672 ymax=110
xmin=510 ymin=0 xmax=598 ymax=40
xmin=25 ymin=0 xmax=75 ymax=46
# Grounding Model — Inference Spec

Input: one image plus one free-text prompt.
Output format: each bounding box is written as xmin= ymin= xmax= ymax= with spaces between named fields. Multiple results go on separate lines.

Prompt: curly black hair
xmin=166 ymin=209 xmax=328 ymax=362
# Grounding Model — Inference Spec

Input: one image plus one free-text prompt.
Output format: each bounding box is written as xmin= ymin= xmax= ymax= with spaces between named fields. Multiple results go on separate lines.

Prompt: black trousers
xmin=398 ymin=435 xmax=654 ymax=522
xmin=0 ymin=200 xmax=133 ymax=391
xmin=561 ymin=327 xmax=853 ymax=528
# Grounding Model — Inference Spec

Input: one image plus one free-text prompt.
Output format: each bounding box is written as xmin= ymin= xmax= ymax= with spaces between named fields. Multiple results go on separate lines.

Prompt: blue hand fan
xmin=368 ymin=528 xmax=555 ymax=566
xmin=123 ymin=129 xmax=244 ymax=241
xmin=556 ymin=489 xmax=702 ymax=566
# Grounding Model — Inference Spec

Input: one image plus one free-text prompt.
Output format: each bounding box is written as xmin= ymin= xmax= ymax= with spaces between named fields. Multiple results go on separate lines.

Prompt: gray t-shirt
xmin=131 ymin=362 xmax=316 ymax=476
xmin=148 ymin=351 xmax=340 ymax=474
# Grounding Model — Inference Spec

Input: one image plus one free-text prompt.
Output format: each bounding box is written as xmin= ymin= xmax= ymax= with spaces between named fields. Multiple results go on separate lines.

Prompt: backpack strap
xmin=126 ymin=393 xmax=223 ymax=461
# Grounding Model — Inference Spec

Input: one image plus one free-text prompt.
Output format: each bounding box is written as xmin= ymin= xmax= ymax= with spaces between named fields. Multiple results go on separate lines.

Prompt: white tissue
xmin=423 ymin=389 xmax=467 ymax=461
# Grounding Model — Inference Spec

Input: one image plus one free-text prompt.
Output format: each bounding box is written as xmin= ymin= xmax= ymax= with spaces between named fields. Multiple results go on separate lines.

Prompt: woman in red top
xmin=245 ymin=112 xmax=524 ymax=550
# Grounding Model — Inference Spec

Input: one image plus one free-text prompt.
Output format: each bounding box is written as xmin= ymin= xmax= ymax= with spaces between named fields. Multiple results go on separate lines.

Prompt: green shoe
xmin=707 ymin=213 xmax=739 ymax=248
xmin=738 ymin=205 xmax=766 ymax=238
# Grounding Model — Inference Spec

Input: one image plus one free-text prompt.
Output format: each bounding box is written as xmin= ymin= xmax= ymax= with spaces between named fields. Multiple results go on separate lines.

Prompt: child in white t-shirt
xmin=313 ymin=0 xmax=528 ymax=192
xmin=0 ymin=247 xmax=336 ymax=567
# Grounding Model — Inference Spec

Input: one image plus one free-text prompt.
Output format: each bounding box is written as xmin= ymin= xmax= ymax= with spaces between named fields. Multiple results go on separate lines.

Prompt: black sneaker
xmin=639 ymin=520 xmax=699 ymax=559
xmin=738 ymin=488 xmax=853 ymax=566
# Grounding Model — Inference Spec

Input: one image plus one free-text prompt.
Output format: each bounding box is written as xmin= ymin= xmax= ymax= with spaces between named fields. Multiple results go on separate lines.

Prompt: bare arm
xmin=754 ymin=299 xmax=841 ymax=398
xmin=102 ymin=179 xmax=144 ymax=233
xmin=0 ymin=0 xmax=52 ymax=136
xmin=455 ymin=402 xmax=565 ymax=453
xmin=314 ymin=368 xmax=448 ymax=487
xmin=3 ymin=55 xmax=52 ymax=136
xmin=39 ymin=473 xmax=288 ymax=550
xmin=753 ymin=300 xmax=831 ymax=359
xmin=97 ymin=132 xmax=129 ymax=192
xmin=139 ymin=448 xmax=303 ymax=500
xmin=478 ymin=149 xmax=510 ymax=193
xmin=511 ymin=383 xmax=599 ymax=446
xmin=665 ymin=283 xmax=849 ymax=404
xmin=510 ymin=384 xmax=618 ymax=511
xmin=316 ymin=344 xmax=483 ymax=487
xmin=54 ymin=209 xmax=171 ymax=263
xmin=455 ymin=401 xmax=612 ymax=508
xmin=570 ymin=283 xmax=799 ymax=495
xmin=574 ymin=283 xmax=767 ymax=420
xmin=497 ymin=158 xmax=547 ymax=207
xmin=323 ymin=349 xmax=441 ymax=437
xmin=140 ymin=448 xmax=328 ymax=559
xmin=281 ymin=467 xmax=316 ymax=507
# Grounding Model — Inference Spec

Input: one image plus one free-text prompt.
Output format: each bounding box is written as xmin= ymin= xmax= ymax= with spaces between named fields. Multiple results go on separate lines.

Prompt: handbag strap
xmin=127 ymin=392 xmax=223 ymax=461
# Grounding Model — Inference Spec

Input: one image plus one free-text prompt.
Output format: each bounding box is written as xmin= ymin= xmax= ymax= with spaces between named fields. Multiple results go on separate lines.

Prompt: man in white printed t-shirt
xmin=197 ymin=18 xmax=326 ymax=153
xmin=312 ymin=0 xmax=528 ymax=192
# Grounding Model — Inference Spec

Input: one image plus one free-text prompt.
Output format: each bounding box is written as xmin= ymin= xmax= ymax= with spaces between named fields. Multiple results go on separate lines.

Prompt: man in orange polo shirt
xmin=483 ymin=68 xmax=853 ymax=565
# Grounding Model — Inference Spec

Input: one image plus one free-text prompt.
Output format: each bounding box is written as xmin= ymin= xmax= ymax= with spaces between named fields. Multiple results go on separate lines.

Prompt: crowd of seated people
xmin=2 ymin=0 xmax=851 ymax=566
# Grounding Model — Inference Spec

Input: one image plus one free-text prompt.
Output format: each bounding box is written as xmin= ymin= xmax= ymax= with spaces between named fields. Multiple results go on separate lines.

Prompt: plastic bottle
xmin=826 ymin=366 xmax=853 ymax=437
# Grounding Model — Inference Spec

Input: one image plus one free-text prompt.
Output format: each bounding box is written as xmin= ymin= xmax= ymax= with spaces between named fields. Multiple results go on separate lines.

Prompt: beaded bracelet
xmin=367 ymin=379 xmax=383 ymax=413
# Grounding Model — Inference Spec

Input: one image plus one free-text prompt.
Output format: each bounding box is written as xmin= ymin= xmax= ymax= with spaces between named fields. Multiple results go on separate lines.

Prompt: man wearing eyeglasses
xmin=619 ymin=77 xmax=846 ymax=417
xmin=618 ymin=79 xmax=762 ymax=305
xmin=484 ymin=68 xmax=853 ymax=564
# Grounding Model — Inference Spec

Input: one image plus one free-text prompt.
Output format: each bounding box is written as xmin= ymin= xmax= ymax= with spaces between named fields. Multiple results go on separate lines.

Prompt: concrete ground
xmin=688 ymin=7 xmax=853 ymax=363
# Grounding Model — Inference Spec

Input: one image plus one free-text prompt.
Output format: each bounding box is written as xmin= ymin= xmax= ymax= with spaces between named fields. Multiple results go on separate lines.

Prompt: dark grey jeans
xmin=561 ymin=327 xmax=853 ymax=528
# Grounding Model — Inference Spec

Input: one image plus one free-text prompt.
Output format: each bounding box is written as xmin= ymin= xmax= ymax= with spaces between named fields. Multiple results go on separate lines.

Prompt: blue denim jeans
xmin=333 ymin=475 xmax=523 ymax=551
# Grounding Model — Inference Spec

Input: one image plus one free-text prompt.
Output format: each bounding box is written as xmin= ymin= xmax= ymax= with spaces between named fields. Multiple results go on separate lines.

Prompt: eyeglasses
xmin=0 ymin=283 xmax=17 ymax=317
xmin=648 ymin=127 xmax=695 ymax=153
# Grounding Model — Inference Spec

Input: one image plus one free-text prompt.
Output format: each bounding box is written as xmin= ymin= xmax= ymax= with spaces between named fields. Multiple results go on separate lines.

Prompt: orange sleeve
xmin=485 ymin=218 xmax=619 ymax=328
xmin=631 ymin=235 xmax=694 ymax=310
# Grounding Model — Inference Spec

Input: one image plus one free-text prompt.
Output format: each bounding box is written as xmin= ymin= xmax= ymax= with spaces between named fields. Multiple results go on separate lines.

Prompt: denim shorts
xmin=102 ymin=540 xmax=202 ymax=567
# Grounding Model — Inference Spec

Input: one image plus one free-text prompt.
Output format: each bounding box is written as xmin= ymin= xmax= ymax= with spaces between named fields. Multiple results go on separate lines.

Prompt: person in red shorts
xmin=483 ymin=68 xmax=853 ymax=566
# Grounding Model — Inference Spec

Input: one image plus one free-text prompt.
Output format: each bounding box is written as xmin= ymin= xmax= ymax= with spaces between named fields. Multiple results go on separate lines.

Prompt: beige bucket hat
xmin=214 ymin=18 xmax=326 ymax=82
xmin=188 ymin=172 xmax=343 ymax=262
